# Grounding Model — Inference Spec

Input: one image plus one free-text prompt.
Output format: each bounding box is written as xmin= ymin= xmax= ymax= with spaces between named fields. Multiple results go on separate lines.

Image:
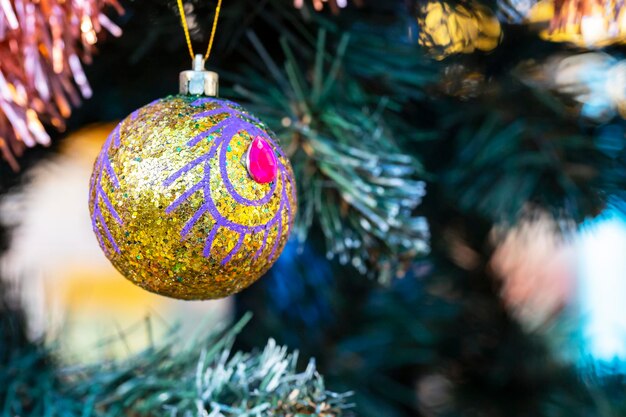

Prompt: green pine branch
xmin=0 ymin=290 xmax=352 ymax=417
xmin=228 ymin=23 xmax=432 ymax=282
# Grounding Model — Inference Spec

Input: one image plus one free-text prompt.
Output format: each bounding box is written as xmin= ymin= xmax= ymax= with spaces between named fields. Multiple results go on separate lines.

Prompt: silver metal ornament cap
xmin=179 ymin=54 xmax=219 ymax=96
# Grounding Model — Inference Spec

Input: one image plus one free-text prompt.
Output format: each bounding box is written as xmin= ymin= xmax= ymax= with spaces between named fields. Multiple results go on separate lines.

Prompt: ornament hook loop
xmin=179 ymin=54 xmax=219 ymax=96
xmin=192 ymin=54 xmax=205 ymax=71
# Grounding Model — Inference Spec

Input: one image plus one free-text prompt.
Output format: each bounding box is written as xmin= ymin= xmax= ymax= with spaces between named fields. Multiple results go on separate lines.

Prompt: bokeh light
xmin=577 ymin=206 xmax=626 ymax=372
xmin=0 ymin=124 xmax=229 ymax=361
xmin=490 ymin=210 xmax=576 ymax=331
xmin=520 ymin=52 xmax=626 ymax=121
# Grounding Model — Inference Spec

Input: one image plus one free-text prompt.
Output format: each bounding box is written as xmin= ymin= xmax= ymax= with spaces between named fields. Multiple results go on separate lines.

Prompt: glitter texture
xmin=89 ymin=95 xmax=296 ymax=300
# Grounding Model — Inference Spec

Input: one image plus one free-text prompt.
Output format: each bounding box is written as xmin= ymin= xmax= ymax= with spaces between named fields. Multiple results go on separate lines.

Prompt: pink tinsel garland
xmin=0 ymin=0 xmax=122 ymax=170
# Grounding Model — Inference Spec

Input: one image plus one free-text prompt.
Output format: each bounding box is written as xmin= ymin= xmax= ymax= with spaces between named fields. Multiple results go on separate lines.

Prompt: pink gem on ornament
xmin=246 ymin=136 xmax=277 ymax=184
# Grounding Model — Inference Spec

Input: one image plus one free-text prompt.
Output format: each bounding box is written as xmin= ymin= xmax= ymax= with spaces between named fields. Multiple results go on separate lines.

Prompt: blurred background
xmin=1 ymin=0 xmax=626 ymax=416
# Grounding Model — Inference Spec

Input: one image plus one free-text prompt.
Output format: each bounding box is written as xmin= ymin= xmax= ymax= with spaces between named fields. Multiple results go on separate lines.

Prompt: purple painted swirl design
xmin=90 ymin=106 xmax=147 ymax=255
xmin=163 ymin=97 xmax=295 ymax=265
xmin=89 ymin=123 xmax=122 ymax=254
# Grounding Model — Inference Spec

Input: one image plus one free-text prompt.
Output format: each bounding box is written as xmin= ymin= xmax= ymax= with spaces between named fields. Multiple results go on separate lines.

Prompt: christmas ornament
xmin=89 ymin=0 xmax=296 ymax=300
xmin=417 ymin=1 xmax=501 ymax=59
xmin=0 ymin=0 xmax=122 ymax=170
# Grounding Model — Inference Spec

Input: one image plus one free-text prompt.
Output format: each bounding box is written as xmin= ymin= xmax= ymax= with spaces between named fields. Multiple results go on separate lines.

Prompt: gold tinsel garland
xmin=504 ymin=0 xmax=626 ymax=46
xmin=0 ymin=0 xmax=122 ymax=170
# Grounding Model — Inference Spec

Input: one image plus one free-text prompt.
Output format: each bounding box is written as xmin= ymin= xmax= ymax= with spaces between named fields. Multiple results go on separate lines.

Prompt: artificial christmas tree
xmin=2 ymin=1 xmax=626 ymax=416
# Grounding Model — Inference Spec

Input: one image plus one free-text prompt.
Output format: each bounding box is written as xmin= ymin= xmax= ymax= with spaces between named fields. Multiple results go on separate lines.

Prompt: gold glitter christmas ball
xmin=89 ymin=95 xmax=297 ymax=300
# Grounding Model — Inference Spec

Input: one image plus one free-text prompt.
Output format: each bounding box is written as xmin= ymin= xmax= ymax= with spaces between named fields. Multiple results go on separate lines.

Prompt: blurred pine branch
xmin=0 ymin=281 xmax=352 ymax=417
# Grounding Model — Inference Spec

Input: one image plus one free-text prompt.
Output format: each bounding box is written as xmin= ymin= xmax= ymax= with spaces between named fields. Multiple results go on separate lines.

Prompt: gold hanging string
xmin=176 ymin=0 xmax=223 ymax=62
